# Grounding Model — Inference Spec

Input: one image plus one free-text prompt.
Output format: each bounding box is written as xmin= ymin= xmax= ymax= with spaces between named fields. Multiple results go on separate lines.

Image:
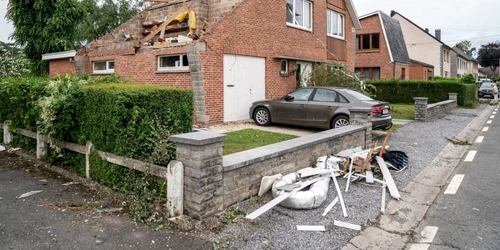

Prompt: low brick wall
xmin=414 ymin=93 xmax=457 ymax=121
xmin=222 ymin=125 xmax=367 ymax=208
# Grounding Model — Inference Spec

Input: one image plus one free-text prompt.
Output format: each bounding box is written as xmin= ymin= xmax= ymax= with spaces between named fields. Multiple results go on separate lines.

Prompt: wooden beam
xmin=376 ymin=156 xmax=401 ymax=200
xmin=142 ymin=6 xmax=188 ymax=42
xmin=379 ymin=131 xmax=392 ymax=157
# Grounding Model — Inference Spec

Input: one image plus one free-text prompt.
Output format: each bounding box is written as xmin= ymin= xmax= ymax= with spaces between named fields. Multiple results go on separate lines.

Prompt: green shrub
xmin=461 ymin=74 xmax=476 ymax=84
xmin=366 ymin=79 xmax=478 ymax=107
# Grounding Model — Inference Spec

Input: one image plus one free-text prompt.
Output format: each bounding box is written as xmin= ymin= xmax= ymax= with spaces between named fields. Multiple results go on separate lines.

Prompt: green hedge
xmin=366 ymin=79 xmax=478 ymax=107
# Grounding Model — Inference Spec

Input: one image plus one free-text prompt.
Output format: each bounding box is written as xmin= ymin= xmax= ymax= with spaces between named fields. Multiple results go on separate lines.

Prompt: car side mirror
xmin=284 ymin=95 xmax=295 ymax=101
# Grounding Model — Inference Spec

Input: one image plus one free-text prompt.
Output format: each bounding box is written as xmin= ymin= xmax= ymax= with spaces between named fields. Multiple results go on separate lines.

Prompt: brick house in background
xmin=41 ymin=50 xmax=77 ymax=76
xmin=41 ymin=0 xmax=362 ymax=125
xmin=409 ymin=59 xmax=434 ymax=80
xmin=354 ymin=11 xmax=410 ymax=80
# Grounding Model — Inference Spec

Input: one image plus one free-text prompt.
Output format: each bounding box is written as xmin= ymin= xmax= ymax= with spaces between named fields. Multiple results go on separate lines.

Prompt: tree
xmin=0 ymin=42 xmax=23 ymax=57
xmin=6 ymin=0 xmax=85 ymax=75
xmin=308 ymin=62 xmax=374 ymax=95
xmin=455 ymin=40 xmax=476 ymax=58
xmin=477 ymin=42 xmax=500 ymax=76
xmin=76 ymin=0 xmax=141 ymax=45
xmin=0 ymin=46 xmax=30 ymax=77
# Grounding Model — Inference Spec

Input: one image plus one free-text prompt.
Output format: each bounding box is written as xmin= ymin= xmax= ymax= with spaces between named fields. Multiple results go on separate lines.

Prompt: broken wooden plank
xmin=334 ymin=220 xmax=361 ymax=231
xmin=379 ymin=131 xmax=392 ymax=157
xmin=296 ymin=225 xmax=326 ymax=231
xmin=345 ymin=155 xmax=354 ymax=192
xmin=362 ymin=141 xmax=378 ymax=184
xmin=331 ymin=172 xmax=347 ymax=217
xmin=376 ymin=156 xmax=401 ymax=200
xmin=381 ymin=178 xmax=386 ymax=214
xmin=142 ymin=6 xmax=188 ymax=42
xmin=322 ymin=196 xmax=339 ymax=216
xmin=246 ymin=177 xmax=325 ymax=220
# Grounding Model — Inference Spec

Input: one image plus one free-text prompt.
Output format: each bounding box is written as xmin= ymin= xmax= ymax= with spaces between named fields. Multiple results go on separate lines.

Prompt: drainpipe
xmin=393 ymin=62 xmax=396 ymax=78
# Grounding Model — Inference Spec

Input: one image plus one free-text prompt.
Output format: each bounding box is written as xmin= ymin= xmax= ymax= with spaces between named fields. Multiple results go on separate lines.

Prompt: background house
xmin=409 ymin=59 xmax=434 ymax=80
xmin=451 ymin=46 xmax=478 ymax=79
xmin=42 ymin=0 xmax=362 ymax=125
xmin=391 ymin=11 xmax=453 ymax=78
xmin=354 ymin=11 xmax=410 ymax=80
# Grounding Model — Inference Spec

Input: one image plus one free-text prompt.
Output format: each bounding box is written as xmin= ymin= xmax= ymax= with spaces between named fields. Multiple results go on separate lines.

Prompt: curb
xmin=341 ymin=105 xmax=495 ymax=250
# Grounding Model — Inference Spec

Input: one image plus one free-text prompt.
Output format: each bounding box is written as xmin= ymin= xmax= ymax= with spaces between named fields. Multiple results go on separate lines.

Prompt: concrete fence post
xmin=3 ymin=120 xmax=12 ymax=144
xmin=85 ymin=141 xmax=93 ymax=179
xmin=349 ymin=107 xmax=373 ymax=148
xmin=170 ymin=130 xmax=227 ymax=219
xmin=448 ymin=93 xmax=458 ymax=101
xmin=414 ymin=97 xmax=429 ymax=122
xmin=36 ymin=132 xmax=48 ymax=160
xmin=166 ymin=160 xmax=184 ymax=218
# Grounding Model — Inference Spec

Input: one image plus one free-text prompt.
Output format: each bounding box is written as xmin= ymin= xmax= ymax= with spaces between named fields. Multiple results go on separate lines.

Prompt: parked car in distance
xmin=477 ymin=78 xmax=491 ymax=88
xmin=249 ymin=87 xmax=392 ymax=130
xmin=478 ymin=82 xmax=496 ymax=99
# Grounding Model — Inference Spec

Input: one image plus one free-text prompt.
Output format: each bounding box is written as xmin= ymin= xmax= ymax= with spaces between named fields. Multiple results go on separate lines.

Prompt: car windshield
xmin=481 ymin=82 xmax=493 ymax=88
xmin=344 ymin=90 xmax=373 ymax=101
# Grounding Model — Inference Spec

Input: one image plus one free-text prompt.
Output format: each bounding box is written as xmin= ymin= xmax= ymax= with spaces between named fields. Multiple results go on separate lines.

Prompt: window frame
xmin=157 ymin=54 xmax=189 ymax=72
xmin=327 ymin=9 xmax=345 ymax=40
xmin=286 ymin=0 xmax=313 ymax=31
xmin=280 ymin=60 xmax=289 ymax=75
xmin=356 ymin=33 xmax=381 ymax=51
xmin=92 ymin=60 xmax=115 ymax=74
xmin=355 ymin=67 xmax=381 ymax=80
xmin=312 ymin=88 xmax=339 ymax=102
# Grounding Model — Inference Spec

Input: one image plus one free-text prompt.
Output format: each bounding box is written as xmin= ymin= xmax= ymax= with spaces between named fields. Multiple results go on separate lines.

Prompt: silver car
xmin=249 ymin=87 xmax=392 ymax=130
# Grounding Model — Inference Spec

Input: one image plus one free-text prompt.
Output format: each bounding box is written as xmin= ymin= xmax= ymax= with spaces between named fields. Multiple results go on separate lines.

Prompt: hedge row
xmin=366 ymin=79 xmax=478 ymax=107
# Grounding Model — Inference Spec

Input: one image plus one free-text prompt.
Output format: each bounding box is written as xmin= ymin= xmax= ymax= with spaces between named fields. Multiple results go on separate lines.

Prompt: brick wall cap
xmin=413 ymin=97 xmax=429 ymax=101
xmin=349 ymin=107 xmax=372 ymax=113
xmin=448 ymin=93 xmax=458 ymax=96
xmin=170 ymin=130 xmax=227 ymax=145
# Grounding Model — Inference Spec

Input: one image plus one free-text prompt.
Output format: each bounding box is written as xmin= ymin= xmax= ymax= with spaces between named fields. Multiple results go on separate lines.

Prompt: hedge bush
xmin=366 ymin=79 xmax=478 ymax=107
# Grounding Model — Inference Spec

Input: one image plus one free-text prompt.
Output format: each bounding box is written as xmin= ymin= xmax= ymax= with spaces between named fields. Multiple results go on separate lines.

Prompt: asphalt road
xmin=0 ymin=152 xmax=211 ymax=250
xmin=407 ymin=105 xmax=500 ymax=250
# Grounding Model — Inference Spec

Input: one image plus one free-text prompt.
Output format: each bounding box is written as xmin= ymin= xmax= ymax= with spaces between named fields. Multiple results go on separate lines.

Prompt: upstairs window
xmin=158 ymin=55 xmax=189 ymax=71
xmin=327 ymin=10 xmax=345 ymax=39
xmin=356 ymin=34 xmax=380 ymax=50
xmin=286 ymin=0 xmax=312 ymax=30
xmin=93 ymin=60 xmax=114 ymax=74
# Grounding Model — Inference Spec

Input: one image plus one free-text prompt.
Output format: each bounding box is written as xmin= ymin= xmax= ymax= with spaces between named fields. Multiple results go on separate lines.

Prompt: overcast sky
xmin=0 ymin=0 xmax=499 ymax=50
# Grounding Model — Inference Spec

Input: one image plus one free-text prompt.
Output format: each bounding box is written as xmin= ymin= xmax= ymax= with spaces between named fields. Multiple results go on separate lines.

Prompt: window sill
xmin=156 ymin=68 xmax=190 ymax=73
xmin=286 ymin=23 xmax=312 ymax=32
xmin=356 ymin=50 xmax=381 ymax=54
xmin=92 ymin=71 xmax=114 ymax=75
xmin=327 ymin=35 xmax=345 ymax=40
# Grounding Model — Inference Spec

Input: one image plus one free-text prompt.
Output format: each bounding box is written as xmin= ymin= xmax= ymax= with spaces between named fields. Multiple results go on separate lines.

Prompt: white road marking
xmin=483 ymin=127 xmax=489 ymax=132
xmin=487 ymin=120 xmax=492 ymax=124
xmin=475 ymin=136 xmax=484 ymax=143
xmin=444 ymin=174 xmax=465 ymax=194
xmin=493 ymin=112 xmax=497 ymax=114
xmin=491 ymin=115 xmax=495 ymax=118
xmin=464 ymin=151 xmax=477 ymax=162
xmin=420 ymin=226 xmax=439 ymax=243
xmin=409 ymin=243 xmax=430 ymax=250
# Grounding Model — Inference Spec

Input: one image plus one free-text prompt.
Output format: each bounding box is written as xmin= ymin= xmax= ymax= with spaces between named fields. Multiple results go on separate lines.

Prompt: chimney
xmin=435 ymin=29 xmax=441 ymax=40
xmin=425 ymin=28 xmax=429 ymax=33
xmin=390 ymin=10 xmax=396 ymax=17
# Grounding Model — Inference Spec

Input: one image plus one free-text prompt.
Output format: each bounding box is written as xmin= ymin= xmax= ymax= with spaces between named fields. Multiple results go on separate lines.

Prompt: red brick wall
xmin=410 ymin=63 xmax=434 ymax=80
xmin=199 ymin=0 xmax=356 ymax=123
xmin=49 ymin=58 xmax=75 ymax=77
xmin=355 ymin=14 xmax=393 ymax=79
xmin=394 ymin=63 xmax=410 ymax=80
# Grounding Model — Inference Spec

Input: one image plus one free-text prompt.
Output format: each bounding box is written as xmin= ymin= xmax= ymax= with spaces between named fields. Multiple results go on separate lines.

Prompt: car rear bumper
xmin=372 ymin=116 xmax=392 ymax=130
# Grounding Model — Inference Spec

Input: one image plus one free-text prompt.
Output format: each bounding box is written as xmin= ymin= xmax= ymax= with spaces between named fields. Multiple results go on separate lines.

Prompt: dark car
xmin=249 ymin=87 xmax=392 ymax=130
xmin=478 ymin=82 xmax=496 ymax=99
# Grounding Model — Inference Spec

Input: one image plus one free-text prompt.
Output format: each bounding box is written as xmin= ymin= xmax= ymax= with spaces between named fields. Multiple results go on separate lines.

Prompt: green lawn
xmin=389 ymin=104 xmax=414 ymax=120
xmin=223 ymin=129 xmax=298 ymax=155
xmin=383 ymin=124 xmax=404 ymax=132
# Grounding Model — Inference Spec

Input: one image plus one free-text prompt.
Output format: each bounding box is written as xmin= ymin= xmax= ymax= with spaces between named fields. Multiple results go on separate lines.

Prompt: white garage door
xmin=223 ymin=54 xmax=265 ymax=122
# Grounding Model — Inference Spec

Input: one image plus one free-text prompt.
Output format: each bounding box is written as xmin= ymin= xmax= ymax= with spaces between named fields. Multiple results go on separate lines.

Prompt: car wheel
xmin=331 ymin=115 xmax=349 ymax=129
xmin=254 ymin=107 xmax=271 ymax=126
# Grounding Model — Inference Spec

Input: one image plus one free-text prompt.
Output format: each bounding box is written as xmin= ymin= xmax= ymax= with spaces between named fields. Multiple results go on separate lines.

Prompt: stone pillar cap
xmin=170 ymin=130 xmax=227 ymax=146
xmin=414 ymin=97 xmax=429 ymax=100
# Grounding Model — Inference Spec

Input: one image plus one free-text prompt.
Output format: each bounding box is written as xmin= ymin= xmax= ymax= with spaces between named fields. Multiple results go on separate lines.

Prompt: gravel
xmin=197 ymin=106 xmax=485 ymax=250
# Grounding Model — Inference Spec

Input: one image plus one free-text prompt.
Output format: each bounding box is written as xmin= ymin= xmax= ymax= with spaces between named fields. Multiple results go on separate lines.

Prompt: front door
xmin=297 ymin=61 xmax=313 ymax=87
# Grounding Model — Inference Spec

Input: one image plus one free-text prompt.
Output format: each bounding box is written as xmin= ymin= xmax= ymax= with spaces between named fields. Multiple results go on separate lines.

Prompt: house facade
xmin=391 ymin=11 xmax=453 ymax=78
xmin=354 ymin=11 xmax=410 ymax=80
xmin=409 ymin=59 xmax=434 ymax=80
xmin=451 ymin=46 xmax=478 ymax=79
xmin=42 ymin=0 xmax=361 ymax=125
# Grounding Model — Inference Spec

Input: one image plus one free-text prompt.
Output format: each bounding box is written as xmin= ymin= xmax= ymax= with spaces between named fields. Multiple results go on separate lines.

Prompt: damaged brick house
xmin=42 ymin=0 xmax=362 ymax=124
xmin=354 ymin=11 xmax=410 ymax=80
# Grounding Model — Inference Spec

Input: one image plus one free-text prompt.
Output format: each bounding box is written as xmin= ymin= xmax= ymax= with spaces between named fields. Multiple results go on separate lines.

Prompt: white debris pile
xmin=246 ymin=131 xmax=409 ymax=231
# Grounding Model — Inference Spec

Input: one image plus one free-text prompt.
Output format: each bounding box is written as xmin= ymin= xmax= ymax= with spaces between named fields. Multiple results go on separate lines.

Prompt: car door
xmin=273 ymin=88 xmax=314 ymax=125
xmin=306 ymin=89 xmax=339 ymax=128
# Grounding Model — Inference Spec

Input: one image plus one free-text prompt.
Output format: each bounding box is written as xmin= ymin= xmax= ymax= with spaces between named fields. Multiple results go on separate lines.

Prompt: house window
xmin=93 ymin=60 xmax=114 ymax=74
xmin=286 ymin=0 xmax=312 ymax=30
xmin=327 ymin=10 xmax=344 ymax=39
xmin=356 ymin=34 xmax=380 ymax=50
xmin=158 ymin=55 xmax=189 ymax=71
xmin=355 ymin=67 xmax=380 ymax=80
xmin=280 ymin=60 xmax=289 ymax=75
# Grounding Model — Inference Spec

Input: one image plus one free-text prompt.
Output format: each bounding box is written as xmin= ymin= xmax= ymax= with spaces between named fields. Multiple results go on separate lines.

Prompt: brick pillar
xmin=349 ymin=108 xmax=373 ymax=149
xmin=448 ymin=93 xmax=458 ymax=101
xmin=170 ymin=130 xmax=227 ymax=219
xmin=414 ymin=97 xmax=428 ymax=121
xmin=186 ymin=42 xmax=209 ymax=125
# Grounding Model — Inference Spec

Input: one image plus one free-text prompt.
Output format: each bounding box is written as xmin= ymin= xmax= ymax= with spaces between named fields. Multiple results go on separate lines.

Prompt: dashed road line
xmin=475 ymin=136 xmax=484 ymax=143
xmin=464 ymin=150 xmax=477 ymax=162
xmin=409 ymin=226 xmax=439 ymax=250
xmin=490 ymin=115 xmax=495 ymax=119
xmin=493 ymin=112 xmax=497 ymax=115
xmin=409 ymin=243 xmax=430 ymax=250
xmin=487 ymin=120 xmax=492 ymax=124
xmin=444 ymin=174 xmax=465 ymax=194
xmin=483 ymin=127 xmax=489 ymax=132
